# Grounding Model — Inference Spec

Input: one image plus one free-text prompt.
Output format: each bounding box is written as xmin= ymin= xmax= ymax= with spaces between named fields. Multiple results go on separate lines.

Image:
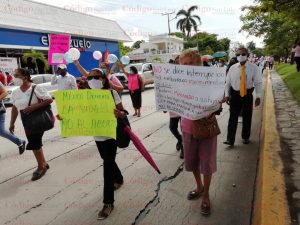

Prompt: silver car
xmin=114 ymin=63 xmax=154 ymax=89
xmin=3 ymin=74 xmax=58 ymax=105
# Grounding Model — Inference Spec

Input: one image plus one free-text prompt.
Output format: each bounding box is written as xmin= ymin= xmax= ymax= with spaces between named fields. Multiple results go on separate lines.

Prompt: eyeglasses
xmin=87 ymin=75 xmax=101 ymax=80
xmin=236 ymin=53 xmax=247 ymax=57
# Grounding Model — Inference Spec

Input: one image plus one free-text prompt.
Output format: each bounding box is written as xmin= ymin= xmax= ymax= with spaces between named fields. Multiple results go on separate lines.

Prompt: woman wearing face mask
xmin=0 ymin=82 xmax=26 ymax=154
xmin=9 ymin=68 xmax=53 ymax=181
xmin=118 ymin=64 xmax=144 ymax=117
xmin=86 ymin=68 xmax=127 ymax=220
xmin=73 ymin=60 xmax=124 ymax=94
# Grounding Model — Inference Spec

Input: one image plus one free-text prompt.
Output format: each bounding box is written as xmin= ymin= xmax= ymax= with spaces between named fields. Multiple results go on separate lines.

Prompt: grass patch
xmin=275 ymin=63 xmax=300 ymax=104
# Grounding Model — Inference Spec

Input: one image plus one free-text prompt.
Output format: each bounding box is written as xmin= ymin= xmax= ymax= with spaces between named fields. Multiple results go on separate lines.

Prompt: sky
xmin=32 ymin=0 xmax=264 ymax=48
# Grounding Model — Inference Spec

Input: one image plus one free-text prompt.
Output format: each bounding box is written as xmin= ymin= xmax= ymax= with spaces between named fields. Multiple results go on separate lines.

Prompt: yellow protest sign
xmin=54 ymin=89 xmax=117 ymax=138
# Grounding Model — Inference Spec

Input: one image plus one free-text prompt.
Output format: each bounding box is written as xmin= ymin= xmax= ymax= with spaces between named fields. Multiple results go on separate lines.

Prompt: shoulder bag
xmin=192 ymin=114 xmax=221 ymax=140
xmin=111 ymin=90 xmax=131 ymax=148
xmin=20 ymin=85 xmax=54 ymax=133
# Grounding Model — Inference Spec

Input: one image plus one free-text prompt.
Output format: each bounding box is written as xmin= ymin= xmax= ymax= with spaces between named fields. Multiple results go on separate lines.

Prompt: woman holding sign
xmin=179 ymin=50 xmax=219 ymax=215
xmin=86 ymin=68 xmax=127 ymax=220
xmin=73 ymin=60 xmax=124 ymax=94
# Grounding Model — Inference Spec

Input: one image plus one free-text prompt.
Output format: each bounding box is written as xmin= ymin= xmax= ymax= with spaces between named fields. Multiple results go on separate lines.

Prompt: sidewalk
xmin=271 ymin=70 xmax=300 ymax=225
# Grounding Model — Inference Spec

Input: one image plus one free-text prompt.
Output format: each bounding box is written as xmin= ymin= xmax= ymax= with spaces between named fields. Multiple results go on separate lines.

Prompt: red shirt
xmin=7 ymin=75 xmax=13 ymax=85
xmin=0 ymin=73 xmax=6 ymax=85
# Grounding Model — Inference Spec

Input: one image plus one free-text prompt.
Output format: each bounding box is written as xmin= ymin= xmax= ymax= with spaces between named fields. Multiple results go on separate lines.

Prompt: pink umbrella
xmin=124 ymin=126 xmax=161 ymax=174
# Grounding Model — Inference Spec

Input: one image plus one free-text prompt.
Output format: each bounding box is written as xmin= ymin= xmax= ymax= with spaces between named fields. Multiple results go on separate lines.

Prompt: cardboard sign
xmin=48 ymin=34 xmax=71 ymax=65
xmin=54 ymin=89 xmax=117 ymax=138
xmin=153 ymin=63 xmax=226 ymax=120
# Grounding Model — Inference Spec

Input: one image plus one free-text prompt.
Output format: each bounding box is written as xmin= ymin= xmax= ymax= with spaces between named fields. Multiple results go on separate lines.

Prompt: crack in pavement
xmin=4 ymin=165 xmax=103 ymax=225
xmin=132 ymin=162 xmax=184 ymax=225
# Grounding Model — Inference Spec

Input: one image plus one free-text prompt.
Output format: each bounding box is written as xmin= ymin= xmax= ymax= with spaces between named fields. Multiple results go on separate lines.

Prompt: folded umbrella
xmin=124 ymin=126 xmax=161 ymax=174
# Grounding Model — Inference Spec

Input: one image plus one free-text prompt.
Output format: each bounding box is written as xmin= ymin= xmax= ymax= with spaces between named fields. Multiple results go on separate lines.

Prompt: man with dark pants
xmin=222 ymin=47 xmax=262 ymax=146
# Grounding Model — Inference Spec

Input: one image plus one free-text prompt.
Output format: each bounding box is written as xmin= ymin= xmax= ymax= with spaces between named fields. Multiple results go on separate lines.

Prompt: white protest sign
xmin=153 ymin=63 xmax=226 ymax=120
xmin=0 ymin=57 xmax=18 ymax=74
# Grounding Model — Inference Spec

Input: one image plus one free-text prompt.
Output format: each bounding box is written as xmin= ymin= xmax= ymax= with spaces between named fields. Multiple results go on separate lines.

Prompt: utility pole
xmin=162 ymin=11 xmax=175 ymax=35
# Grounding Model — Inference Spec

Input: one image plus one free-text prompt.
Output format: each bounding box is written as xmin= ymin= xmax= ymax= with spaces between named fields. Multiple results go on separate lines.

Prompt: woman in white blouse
xmin=9 ymin=68 xmax=53 ymax=181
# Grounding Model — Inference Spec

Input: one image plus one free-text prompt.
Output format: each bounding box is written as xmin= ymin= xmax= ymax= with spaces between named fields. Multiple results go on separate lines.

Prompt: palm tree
xmin=22 ymin=49 xmax=49 ymax=74
xmin=176 ymin=6 xmax=201 ymax=39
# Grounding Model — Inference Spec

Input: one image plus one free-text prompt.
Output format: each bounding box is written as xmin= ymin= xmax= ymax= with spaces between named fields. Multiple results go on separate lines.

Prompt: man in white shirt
xmin=51 ymin=64 xmax=78 ymax=90
xmin=222 ymin=47 xmax=262 ymax=146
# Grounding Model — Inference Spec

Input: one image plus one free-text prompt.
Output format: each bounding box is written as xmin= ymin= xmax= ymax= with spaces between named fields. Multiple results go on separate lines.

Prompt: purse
xmin=111 ymin=90 xmax=131 ymax=148
xmin=20 ymin=85 xmax=55 ymax=133
xmin=0 ymin=100 xmax=6 ymax=114
xmin=192 ymin=114 xmax=221 ymax=140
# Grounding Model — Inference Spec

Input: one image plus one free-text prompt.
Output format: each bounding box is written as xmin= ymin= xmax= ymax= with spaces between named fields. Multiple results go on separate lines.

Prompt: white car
xmin=114 ymin=63 xmax=154 ymax=89
xmin=3 ymin=74 xmax=58 ymax=105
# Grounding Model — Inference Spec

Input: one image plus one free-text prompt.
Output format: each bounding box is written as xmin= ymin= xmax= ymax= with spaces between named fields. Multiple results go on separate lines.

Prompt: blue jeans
xmin=0 ymin=113 xmax=23 ymax=146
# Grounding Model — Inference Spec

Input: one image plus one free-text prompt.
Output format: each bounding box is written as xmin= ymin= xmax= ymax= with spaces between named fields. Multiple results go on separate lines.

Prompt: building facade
xmin=0 ymin=0 xmax=131 ymax=76
xmin=128 ymin=34 xmax=184 ymax=63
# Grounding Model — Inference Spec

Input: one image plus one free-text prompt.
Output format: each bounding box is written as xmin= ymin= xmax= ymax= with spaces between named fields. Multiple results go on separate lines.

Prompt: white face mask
xmin=88 ymin=79 xmax=103 ymax=89
xmin=14 ymin=78 xmax=23 ymax=86
xmin=237 ymin=55 xmax=248 ymax=62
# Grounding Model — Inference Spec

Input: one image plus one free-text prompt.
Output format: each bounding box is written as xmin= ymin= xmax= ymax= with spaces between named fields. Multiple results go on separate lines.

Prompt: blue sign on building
xmin=0 ymin=28 xmax=120 ymax=77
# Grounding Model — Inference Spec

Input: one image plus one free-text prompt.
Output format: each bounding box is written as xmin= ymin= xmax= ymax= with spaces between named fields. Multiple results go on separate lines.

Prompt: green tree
xmin=240 ymin=0 xmax=300 ymax=57
xmin=170 ymin=32 xmax=185 ymax=39
xmin=247 ymin=41 xmax=256 ymax=52
xmin=131 ymin=40 xmax=144 ymax=49
xmin=185 ymin=32 xmax=230 ymax=53
xmin=118 ymin=41 xmax=132 ymax=56
xmin=22 ymin=49 xmax=49 ymax=74
xmin=176 ymin=5 xmax=201 ymax=39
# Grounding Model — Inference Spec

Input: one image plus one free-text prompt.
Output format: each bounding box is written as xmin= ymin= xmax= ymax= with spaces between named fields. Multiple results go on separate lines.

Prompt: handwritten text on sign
xmin=48 ymin=34 xmax=71 ymax=65
xmin=54 ymin=90 xmax=117 ymax=138
xmin=153 ymin=63 xmax=226 ymax=120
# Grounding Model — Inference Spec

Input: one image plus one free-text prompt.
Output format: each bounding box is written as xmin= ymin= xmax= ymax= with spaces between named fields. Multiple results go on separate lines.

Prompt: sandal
xmin=187 ymin=189 xmax=203 ymax=200
xmin=133 ymin=113 xmax=137 ymax=116
xmin=201 ymin=201 xmax=211 ymax=215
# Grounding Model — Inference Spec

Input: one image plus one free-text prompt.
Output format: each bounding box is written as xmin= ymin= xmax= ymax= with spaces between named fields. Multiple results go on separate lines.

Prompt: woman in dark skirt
xmin=119 ymin=64 xmax=144 ymax=117
xmin=9 ymin=68 xmax=53 ymax=181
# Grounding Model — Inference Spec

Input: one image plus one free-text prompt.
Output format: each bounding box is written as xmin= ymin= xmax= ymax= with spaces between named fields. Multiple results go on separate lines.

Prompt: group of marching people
xmin=0 ymin=46 xmax=262 ymax=219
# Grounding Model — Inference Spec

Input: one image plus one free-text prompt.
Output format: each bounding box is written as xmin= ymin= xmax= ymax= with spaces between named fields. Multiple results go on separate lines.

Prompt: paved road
xmin=0 ymin=85 xmax=262 ymax=225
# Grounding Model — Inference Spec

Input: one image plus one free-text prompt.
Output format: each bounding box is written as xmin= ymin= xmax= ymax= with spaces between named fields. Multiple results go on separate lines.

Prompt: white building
xmin=128 ymin=34 xmax=184 ymax=63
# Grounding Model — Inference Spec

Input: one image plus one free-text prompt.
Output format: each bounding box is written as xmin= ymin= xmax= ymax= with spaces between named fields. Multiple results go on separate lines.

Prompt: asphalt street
xmin=0 ymin=85 xmax=262 ymax=225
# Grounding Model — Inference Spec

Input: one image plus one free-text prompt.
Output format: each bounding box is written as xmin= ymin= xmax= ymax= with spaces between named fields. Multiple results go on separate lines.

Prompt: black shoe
xmin=223 ymin=141 xmax=234 ymax=146
xmin=114 ymin=180 xmax=124 ymax=191
xmin=176 ymin=141 xmax=182 ymax=151
xmin=243 ymin=139 xmax=250 ymax=144
xmin=180 ymin=149 xmax=184 ymax=159
xmin=31 ymin=167 xmax=47 ymax=181
xmin=97 ymin=204 xmax=114 ymax=220
xmin=18 ymin=141 xmax=26 ymax=155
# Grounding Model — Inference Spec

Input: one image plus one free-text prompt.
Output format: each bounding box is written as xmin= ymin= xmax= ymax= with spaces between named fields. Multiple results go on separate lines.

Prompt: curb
xmin=252 ymin=70 xmax=290 ymax=224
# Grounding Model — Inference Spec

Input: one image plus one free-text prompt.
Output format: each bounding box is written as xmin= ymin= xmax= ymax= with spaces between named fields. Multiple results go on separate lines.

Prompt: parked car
xmin=3 ymin=74 xmax=58 ymax=105
xmin=114 ymin=63 xmax=154 ymax=89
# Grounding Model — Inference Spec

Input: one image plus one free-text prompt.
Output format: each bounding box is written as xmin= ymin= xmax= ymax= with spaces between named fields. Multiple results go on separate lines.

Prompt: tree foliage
xmin=131 ymin=40 xmax=145 ymax=50
xmin=184 ymin=32 xmax=230 ymax=55
xmin=118 ymin=41 xmax=132 ymax=56
xmin=176 ymin=5 xmax=201 ymax=39
xmin=22 ymin=49 xmax=49 ymax=73
xmin=240 ymin=0 xmax=300 ymax=57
